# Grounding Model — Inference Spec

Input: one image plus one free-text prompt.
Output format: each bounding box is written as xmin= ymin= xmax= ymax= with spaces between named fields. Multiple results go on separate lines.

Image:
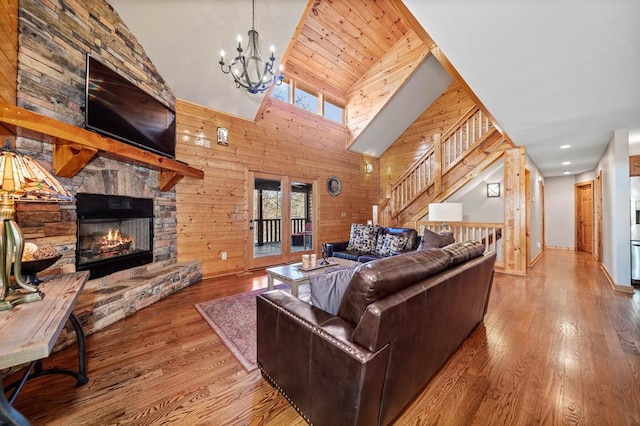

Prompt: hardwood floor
xmin=6 ymin=250 xmax=640 ymax=425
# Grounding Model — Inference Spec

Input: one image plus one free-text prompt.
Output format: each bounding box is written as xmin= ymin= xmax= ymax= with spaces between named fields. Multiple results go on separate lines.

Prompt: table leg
xmin=290 ymin=282 xmax=298 ymax=298
xmin=267 ymin=273 xmax=274 ymax=291
xmin=0 ymin=376 xmax=30 ymax=426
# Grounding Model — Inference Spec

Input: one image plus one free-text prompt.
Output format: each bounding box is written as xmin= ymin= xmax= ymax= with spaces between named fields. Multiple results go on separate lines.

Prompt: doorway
xmin=248 ymin=172 xmax=316 ymax=269
xmin=575 ymin=181 xmax=594 ymax=254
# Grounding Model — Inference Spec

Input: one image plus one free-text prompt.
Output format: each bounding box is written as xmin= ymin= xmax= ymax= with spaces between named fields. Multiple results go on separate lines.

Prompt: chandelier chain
xmin=252 ymin=0 xmax=255 ymax=30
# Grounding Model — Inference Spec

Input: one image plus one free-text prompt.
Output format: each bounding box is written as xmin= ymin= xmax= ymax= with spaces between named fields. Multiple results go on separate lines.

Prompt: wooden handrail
xmin=387 ymin=104 xmax=495 ymax=219
xmin=0 ymin=102 xmax=204 ymax=191
xmin=440 ymin=106 xmax=478 ymax=142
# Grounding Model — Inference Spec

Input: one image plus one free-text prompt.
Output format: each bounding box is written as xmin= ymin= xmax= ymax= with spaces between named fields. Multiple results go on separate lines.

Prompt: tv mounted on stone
xmin=83 ymin=54 xmax=176 ymax=159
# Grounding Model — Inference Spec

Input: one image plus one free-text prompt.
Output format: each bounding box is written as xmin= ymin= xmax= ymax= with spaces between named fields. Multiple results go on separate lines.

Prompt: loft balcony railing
xmin=416 ymin=221 xmax=504 ymax=269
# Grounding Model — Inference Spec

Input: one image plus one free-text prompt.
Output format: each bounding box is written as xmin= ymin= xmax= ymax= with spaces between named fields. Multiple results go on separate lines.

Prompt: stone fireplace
xmin=76 ymin=193 xmax=154 ymax=279
xmin=9 ymin=0 xmax=203 ymax=348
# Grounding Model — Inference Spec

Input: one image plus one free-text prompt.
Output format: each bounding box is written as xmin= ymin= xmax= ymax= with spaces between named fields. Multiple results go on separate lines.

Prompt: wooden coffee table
xmin=266 ymin=257 xmax=359 ymax=298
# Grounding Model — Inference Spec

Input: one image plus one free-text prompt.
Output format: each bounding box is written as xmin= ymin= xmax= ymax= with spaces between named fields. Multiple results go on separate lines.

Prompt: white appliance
xmin=630 ymin=177 xmax=640 ymax=283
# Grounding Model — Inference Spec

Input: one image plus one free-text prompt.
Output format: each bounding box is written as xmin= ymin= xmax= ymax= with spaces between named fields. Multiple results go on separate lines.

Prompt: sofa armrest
xmin=324 ymin=241 xmax=348 ymax=256
xmin=257 ymin=290 xmax=390 ymax=426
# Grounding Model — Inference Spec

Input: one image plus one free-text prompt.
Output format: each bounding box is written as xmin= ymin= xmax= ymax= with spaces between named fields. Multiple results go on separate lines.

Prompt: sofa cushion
xmin=333 ymin=250 xmax=361 ymax=261
xmin=310 ymin=267 xmax=358 ymax=315
xmin=337 ymin=249 xmax=451 ymax=325
xmin=356 ymin=253 xmax=384 ymax=263
xmin=385 ymin=227 xmax=419 ymax=251
xmin=418 ymin=229 xmax=455 ymax=250
xmin=346 ymin=223 xmax=378 ymax=253
xmin=442 ymin=240 xmax=486 ymax=266
xmin=378 ymin=234 xmax=407 ymax=256
xmin=373 ymin=229 xmax=386 ymax=255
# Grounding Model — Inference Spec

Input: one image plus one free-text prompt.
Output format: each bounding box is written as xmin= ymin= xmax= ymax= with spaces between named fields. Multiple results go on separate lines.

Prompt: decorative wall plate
xmin=327 ymin=175 xmax=342 ymax=196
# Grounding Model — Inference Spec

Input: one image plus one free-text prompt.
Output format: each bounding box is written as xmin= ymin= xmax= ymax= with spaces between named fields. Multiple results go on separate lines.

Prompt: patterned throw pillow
xmin=378 ymin=234 xmax=408 ymax=256
xmin=373 ymin=230 xmax=387 ymax=255
xmin=346 ymin=223 xmax=377 ymax=253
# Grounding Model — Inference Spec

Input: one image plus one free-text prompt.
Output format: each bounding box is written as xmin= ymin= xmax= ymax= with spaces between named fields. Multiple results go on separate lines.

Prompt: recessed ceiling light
xmin=563 ymin=171 xmax=571 ymax=175
xmin=560 ymin=145 xmax=571 ymax=149
xmin=562 ymin=161 xmax=571 ymax=165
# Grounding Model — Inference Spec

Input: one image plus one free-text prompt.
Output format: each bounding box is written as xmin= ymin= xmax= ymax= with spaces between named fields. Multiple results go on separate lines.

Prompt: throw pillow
xmin=309 ymin=267 xmax=357 ymax=315
xmin=418 ymin=229 xmax=455 ymax=250
xmin=441 ymin=240 xmax=486 ymax=266
xmin=378 ymin=234 xmax=408 ymax=256
xmin=346 ymin=223 xmax=377 ymax=253
xmin=373 ymin=229 xmax=387 ymax=255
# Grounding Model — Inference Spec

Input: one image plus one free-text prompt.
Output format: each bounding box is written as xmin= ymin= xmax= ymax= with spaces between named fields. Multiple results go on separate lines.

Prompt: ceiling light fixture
xmin=219 ymin=0 xmax=284 ymax=94
xmin=560 ymin=145 xmax=571 ymax=149
xmin=563 ymin=170 xmax=571 ymax=175
xmin=562 ymin=161 xmax=571 ymax=165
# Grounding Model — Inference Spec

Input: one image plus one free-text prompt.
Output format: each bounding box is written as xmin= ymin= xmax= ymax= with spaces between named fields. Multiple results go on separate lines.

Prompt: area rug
xmin=194 ymin=285 xmax=284 ymax=373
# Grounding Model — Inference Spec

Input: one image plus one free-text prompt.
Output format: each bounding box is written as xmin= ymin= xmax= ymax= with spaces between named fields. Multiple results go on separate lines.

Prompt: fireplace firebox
xmin=76 ymin=193 xmax=154 ymax=279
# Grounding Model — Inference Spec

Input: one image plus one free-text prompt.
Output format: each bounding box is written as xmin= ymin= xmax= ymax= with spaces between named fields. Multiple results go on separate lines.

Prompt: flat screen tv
xmin=84 ymin=54 xmax=176 ymax=159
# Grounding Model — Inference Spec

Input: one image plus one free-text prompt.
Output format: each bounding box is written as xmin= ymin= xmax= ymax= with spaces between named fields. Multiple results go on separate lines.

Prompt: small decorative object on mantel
xmin=327 ymin=175 xmax=341 ymax=196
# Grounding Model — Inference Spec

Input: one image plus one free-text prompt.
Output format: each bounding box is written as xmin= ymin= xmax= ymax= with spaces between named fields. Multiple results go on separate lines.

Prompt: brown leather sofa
xmin=257 ymin=242 xmax=496 ymax=425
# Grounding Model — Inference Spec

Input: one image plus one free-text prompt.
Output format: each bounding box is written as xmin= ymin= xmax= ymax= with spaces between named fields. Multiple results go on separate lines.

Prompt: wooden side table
xmin=0 ymin=271 xmax=90 ymax=426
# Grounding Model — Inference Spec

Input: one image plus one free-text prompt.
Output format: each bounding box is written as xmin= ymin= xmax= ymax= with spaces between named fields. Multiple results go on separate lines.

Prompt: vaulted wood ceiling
xmin=284 ymin=0 xmax=413 ymax=104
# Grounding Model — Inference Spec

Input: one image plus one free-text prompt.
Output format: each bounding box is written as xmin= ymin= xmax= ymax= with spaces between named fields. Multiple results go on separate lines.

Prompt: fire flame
xmin=102 ymin=229 xmax=132 ymax=247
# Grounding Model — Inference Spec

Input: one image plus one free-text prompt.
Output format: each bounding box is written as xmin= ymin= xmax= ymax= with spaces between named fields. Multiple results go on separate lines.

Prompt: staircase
xmin=379 ymin=105 xmax=512 ymax=227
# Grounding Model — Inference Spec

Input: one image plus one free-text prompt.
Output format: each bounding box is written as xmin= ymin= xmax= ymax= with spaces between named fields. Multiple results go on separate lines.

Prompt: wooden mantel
xmin=0 ymin=102 xmax=204 ymax=191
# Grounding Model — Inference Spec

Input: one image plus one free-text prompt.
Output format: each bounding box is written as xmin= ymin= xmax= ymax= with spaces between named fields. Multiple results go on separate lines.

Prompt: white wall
xmin=595 ymin=129 xmax=631 ymax=288
xmin=545 ymin=176 xmax=576 ymax=248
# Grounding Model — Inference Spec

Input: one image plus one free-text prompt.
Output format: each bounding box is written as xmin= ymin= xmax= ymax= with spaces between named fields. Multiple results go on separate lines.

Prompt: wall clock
xmin=327 ymin=175 xmax=342 ymax=196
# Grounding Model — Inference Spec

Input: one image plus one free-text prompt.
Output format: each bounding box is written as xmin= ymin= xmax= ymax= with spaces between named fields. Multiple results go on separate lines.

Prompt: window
xmin=271 ymin=77 xmax=344 ymax=124
xmin=323 ymin=99 xmax=344 ymax=124
xmin=271 ymin=81 xmax=290 ymax=103
xmin=294 ymin=86 xmax=318 ymax=114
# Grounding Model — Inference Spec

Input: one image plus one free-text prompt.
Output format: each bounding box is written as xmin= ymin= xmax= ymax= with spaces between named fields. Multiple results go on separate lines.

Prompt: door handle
xmin=249 ymin=226 xmax=254 ymax=230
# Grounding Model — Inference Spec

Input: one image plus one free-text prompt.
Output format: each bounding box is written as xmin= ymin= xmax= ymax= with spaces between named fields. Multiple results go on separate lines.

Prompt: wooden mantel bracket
xmin=159 ymin=170 xmax=184 ymax=192
xmin=0 ymin=102 xmax=204 ymax=191
xmin=53 ymin=142 xmax=98 ymax=177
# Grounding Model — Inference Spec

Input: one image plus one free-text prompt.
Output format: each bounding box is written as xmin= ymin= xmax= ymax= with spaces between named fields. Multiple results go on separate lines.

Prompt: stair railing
xmin=387 ymin=105 xmax=494 ymax=218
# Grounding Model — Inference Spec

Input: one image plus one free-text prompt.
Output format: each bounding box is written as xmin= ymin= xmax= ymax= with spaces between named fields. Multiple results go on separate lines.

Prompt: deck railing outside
xmin=253 ymin=218 xmax=306 ymax=245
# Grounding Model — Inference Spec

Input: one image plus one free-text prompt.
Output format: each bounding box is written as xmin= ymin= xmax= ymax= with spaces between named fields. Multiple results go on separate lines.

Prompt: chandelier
xmin=219 ymin=0 xmax=284 ymax=94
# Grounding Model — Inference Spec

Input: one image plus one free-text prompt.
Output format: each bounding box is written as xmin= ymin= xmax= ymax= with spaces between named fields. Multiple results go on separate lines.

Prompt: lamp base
xmin=0 ymin=300 xmax=12 ymax=311
xmin=1 ymin=289 xmax=44 ymax=310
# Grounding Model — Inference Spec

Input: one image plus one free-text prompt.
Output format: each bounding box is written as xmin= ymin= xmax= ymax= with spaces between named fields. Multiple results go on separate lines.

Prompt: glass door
xmin=249 ymin=173 xmax=284 ymax=269
xmin=289 ymin=181 xmax=314 ymax=260
xmin=248 ymin=172 xmax=317 ymax=269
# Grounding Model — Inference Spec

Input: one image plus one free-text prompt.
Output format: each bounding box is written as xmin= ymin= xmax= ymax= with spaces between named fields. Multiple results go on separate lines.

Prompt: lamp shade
xmin=429 ymin=203 xmax=463 ymax=222
xmin=0 ymin=149 xmax=74 ymax=202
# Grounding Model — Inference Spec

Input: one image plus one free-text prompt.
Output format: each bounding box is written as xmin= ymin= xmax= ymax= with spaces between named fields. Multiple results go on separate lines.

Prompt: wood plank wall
xmin=175 ymin=98 xmax=377 ymax=278
xmin=0 ymin=0 xmax=17 ymax=140
xmin=345 ymin=29 xmax=430 ymax=146
xmin=503 ymin=147 xmax=527 ymax=276
xmin=378 ymin=81 xmax=476 ymax=198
